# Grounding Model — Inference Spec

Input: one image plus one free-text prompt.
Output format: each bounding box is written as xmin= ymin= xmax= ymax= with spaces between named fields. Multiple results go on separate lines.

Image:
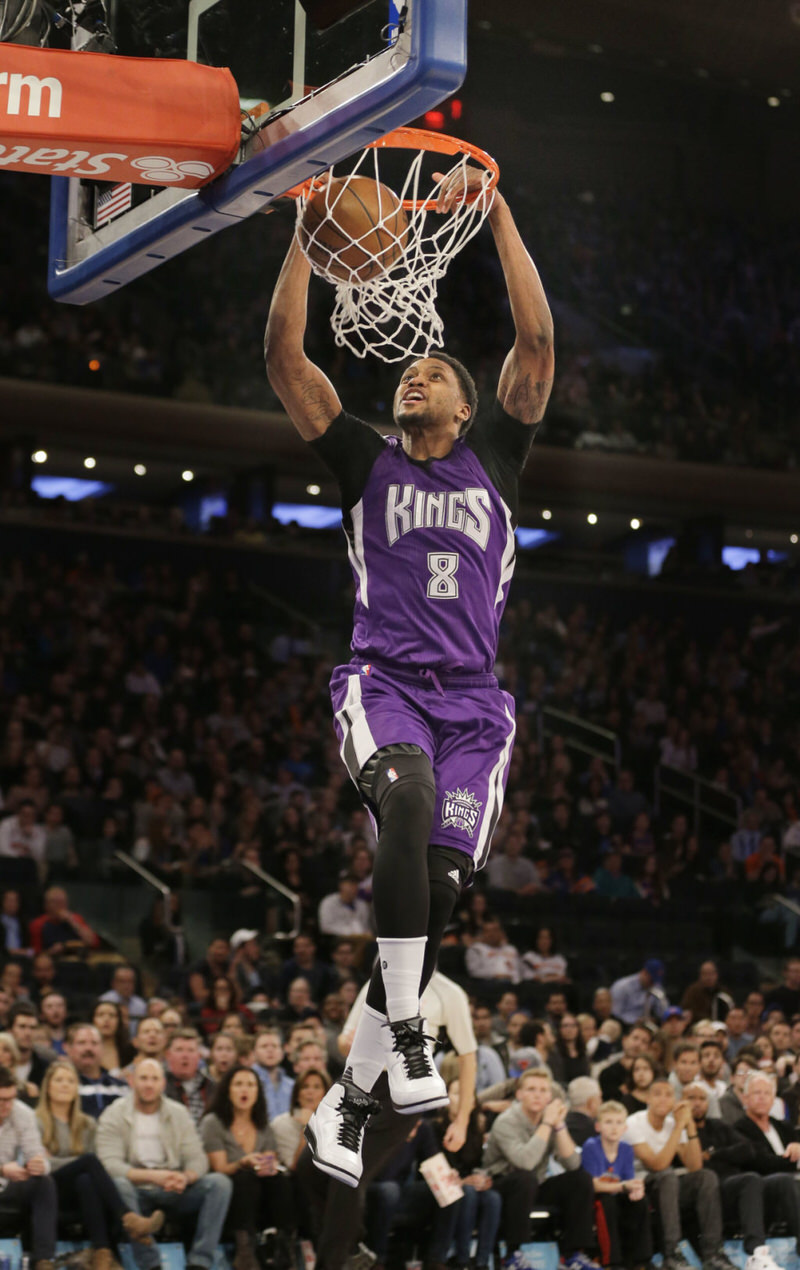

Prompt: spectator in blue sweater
xmin=582 ymin=1101 xmax=652 ymax=1268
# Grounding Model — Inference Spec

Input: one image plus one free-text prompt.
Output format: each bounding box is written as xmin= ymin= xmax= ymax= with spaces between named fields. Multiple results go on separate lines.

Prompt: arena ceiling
xmin=471 ymin=0 xmax=800 ymax=92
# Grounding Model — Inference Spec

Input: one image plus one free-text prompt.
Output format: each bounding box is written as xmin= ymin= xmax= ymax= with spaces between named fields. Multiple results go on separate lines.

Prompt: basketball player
xmin=265 ymin=166 xmax=554 ymax=1187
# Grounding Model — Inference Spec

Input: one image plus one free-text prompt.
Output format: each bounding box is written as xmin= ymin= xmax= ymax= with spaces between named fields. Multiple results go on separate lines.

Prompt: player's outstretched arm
xmin=264 ymin=236 xmax=342 ymax=440
xmin=489 ymin=193 xmax=554 ymax=427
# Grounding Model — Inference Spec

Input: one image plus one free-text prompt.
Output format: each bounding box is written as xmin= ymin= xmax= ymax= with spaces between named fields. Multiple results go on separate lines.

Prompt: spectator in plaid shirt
xmin=164 ymin=1030 xmax=217 ymax=1126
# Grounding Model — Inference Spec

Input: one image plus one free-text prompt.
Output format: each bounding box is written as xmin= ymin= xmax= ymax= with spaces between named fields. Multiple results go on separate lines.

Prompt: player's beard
xmin=395 ymin=403 xmax=440 ymax=431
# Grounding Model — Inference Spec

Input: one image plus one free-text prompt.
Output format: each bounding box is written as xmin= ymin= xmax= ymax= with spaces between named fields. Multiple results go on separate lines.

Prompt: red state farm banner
xmin=0 ymin=42 xmax=241 ymax=186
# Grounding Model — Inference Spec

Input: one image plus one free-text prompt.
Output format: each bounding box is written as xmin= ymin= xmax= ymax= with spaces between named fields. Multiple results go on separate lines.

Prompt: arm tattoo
xmin=293 ymin=368 xmax=336 ymax=426
xmin=508 ymin=373 xmax=553 ymax=425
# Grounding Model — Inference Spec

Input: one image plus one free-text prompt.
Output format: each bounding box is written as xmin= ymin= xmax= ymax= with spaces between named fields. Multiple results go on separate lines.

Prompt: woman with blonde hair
xmin=37 ymin=1060 xmax=163 ymax=1270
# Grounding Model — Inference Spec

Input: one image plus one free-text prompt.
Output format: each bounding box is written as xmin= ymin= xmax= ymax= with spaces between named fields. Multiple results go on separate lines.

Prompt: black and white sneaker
xmin=304 ymin=1071 xmax=381 ymax=1187
xmin=385 ymin=1015 xmax=449 ymax=1114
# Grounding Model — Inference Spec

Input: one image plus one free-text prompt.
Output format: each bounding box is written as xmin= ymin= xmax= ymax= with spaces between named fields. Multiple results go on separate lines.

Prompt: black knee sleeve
xmin=357 ymin=743 xmax=436 ymax=828
xmin=363 ymin=746 xmax=436 ymax=1013
xmin=360 ymin=745 xmax=437 ymax=940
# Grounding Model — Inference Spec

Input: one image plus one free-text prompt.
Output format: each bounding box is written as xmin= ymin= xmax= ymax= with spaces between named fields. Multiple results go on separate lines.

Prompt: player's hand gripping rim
xmin=431 ymin=164 xmax=495 ymax=214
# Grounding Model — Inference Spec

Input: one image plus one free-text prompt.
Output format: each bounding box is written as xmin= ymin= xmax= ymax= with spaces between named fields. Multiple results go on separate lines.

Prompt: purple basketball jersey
xmin=312 ymin=405 xmax=536 ymax=865
xmin=339 ymin=433 xmax=515 ymax=674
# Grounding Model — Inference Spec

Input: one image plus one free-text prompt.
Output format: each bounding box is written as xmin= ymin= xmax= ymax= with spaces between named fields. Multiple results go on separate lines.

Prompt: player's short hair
xmin=211 ymin=1030 xmax=237 ymax=1050
xmin=8 ymin=1001 xmax=37 ymax=1024
xmin=519 ymin=1020 xmax=548 ymax=1048
xmin=255 ymin=1026 xmax=284 ymax=1042
xmin=734 ymin=1050 xmax=760 ymax=1070
xmin=649 ymin=1075 xmax=673 ymax=1091
xmin=598 ymin=1100 xmax=627 ymax=1120
xmin=744 ymin=1070 xmax=776 ymax=1096
xmin=629 ymin=1019 xmax=655 ymax=1038
xmin=295 ymin=1038 xmax=324 ymax=1057
xmin=673 ymin=1040 xmax=699 ymax=1059
xmin=516 ymin=1067 xmax=552 ymax=1092
xmin=66 ymin=1022 xmax=100 ymax=1044
xmin=166 ymin=1027 xmax=200 ymax=1049
xmin=421 ymin=349 xmax=478 ymax=434
xmin=567 ymin=1076 xmax=600 ymax=1109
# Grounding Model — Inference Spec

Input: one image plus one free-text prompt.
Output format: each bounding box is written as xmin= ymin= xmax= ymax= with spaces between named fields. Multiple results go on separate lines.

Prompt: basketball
xmin=299 ymin=176 xmax=409 ymax=284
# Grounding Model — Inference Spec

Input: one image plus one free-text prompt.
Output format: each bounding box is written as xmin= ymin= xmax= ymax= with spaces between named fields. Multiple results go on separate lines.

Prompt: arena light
xmin=32 ymin=450 xmax=47 ymax=464
xmin=306 ymin=483 xmax=321 ymax=496
xmin=648 ymin=538 xmax=676 ymax=577
xmin=600 ymin=91 xmax=615 ymax=103
xmin=767 ymin=96 xmax=781 ymax=108
xmin=587 ymin=512 xmax=598 ymax=525
xmin=542 ymin=509 xmax=552 ymax=520
xmin=724 ymin=547 xmax=759 ymax=571
xmin=792 ymin=534 xmax=798 ymax=545
xmin=449 ymin=98 xmax=463 ymax=121
xmin=84 ymin=456 xmax=96 ymax=469
xmin=630 ymin=518 xmax=641 ymax=530
xmin=88 ymin=359 xmax=101 ymax=372
xmin=516 ymin=527 xmax=559 ymax=550
xmin=32 ymin=476 xmax=113 ymax=502
xmin=182 ymin=470 xmax=194 ymax=482
xmin=134 ymin=464 xmax=147 ymax=476
xmin=423 ymin=109 xmax=446 ymax=130
xmin=273 ymin=502 xmax=343 ymax=529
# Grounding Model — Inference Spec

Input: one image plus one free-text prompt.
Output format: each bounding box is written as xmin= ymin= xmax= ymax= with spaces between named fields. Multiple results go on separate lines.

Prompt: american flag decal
xmin=95 ymin=183 xmax=133 ymax=228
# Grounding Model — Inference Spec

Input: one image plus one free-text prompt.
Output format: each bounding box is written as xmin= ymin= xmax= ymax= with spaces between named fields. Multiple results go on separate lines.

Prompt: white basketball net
xmin=294 ymin=144 xmax=496 ymax=363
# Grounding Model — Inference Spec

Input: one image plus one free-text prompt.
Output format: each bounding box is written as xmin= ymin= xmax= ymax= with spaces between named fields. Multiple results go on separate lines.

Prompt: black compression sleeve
xmin=466 ymin=398 xmax=537 ymax=519
xmin=308 ymin=411 xmax=386 ymax=510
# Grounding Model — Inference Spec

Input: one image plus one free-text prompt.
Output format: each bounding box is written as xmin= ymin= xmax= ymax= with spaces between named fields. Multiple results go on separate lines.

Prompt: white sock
xmin=346 ymin=1002 xmax=387 ymax=1093
xmin=377 ymin=935 xmax=427 ymax=1022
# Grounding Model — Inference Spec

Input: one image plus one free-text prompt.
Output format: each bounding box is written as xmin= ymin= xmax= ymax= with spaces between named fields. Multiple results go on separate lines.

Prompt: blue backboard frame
xmin=48 ymin=0 xmax=467 ymax=305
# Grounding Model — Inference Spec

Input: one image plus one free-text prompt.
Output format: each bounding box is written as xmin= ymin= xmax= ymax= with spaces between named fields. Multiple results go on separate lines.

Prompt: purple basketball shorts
xmin=330 ymin=660 xmax=516 ymax=869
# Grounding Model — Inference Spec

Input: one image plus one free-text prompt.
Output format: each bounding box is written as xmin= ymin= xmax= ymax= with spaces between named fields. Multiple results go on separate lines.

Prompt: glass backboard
xmin=48 ymin=0 xmax=467 ymax=304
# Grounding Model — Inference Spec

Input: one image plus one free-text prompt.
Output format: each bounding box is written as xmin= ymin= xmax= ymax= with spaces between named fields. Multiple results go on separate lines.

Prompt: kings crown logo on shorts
xmin=441 ymin=787 xmax=483 ymax=838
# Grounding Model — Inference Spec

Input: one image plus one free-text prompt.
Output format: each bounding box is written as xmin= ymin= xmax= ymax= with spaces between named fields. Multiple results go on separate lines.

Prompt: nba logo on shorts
xmin=360 ymin=664 xmax=372 ymax=675
xmin=441 ymin=787 xmax=482 ymax=838
xmin=386 ymin=768 xmax=398 ymax=782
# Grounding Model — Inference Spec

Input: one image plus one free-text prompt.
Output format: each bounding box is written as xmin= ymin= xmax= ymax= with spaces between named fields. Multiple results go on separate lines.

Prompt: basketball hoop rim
xmin=284 ymin=127 xmax=499 ymax=209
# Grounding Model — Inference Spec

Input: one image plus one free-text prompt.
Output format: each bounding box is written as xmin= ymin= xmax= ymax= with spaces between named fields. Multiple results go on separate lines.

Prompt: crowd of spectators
xmin=535 ymin=195 xmax=800 ymax=470
xmin=0 ymin=550 xmax=797 ymax=921
xmin=6 ymin=919 xmax=800 ymax=1270
xmin=0 ymin=544 xmax=797 ymax=1266
xmin=2 ymin=174 xmax=799 ymax=470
